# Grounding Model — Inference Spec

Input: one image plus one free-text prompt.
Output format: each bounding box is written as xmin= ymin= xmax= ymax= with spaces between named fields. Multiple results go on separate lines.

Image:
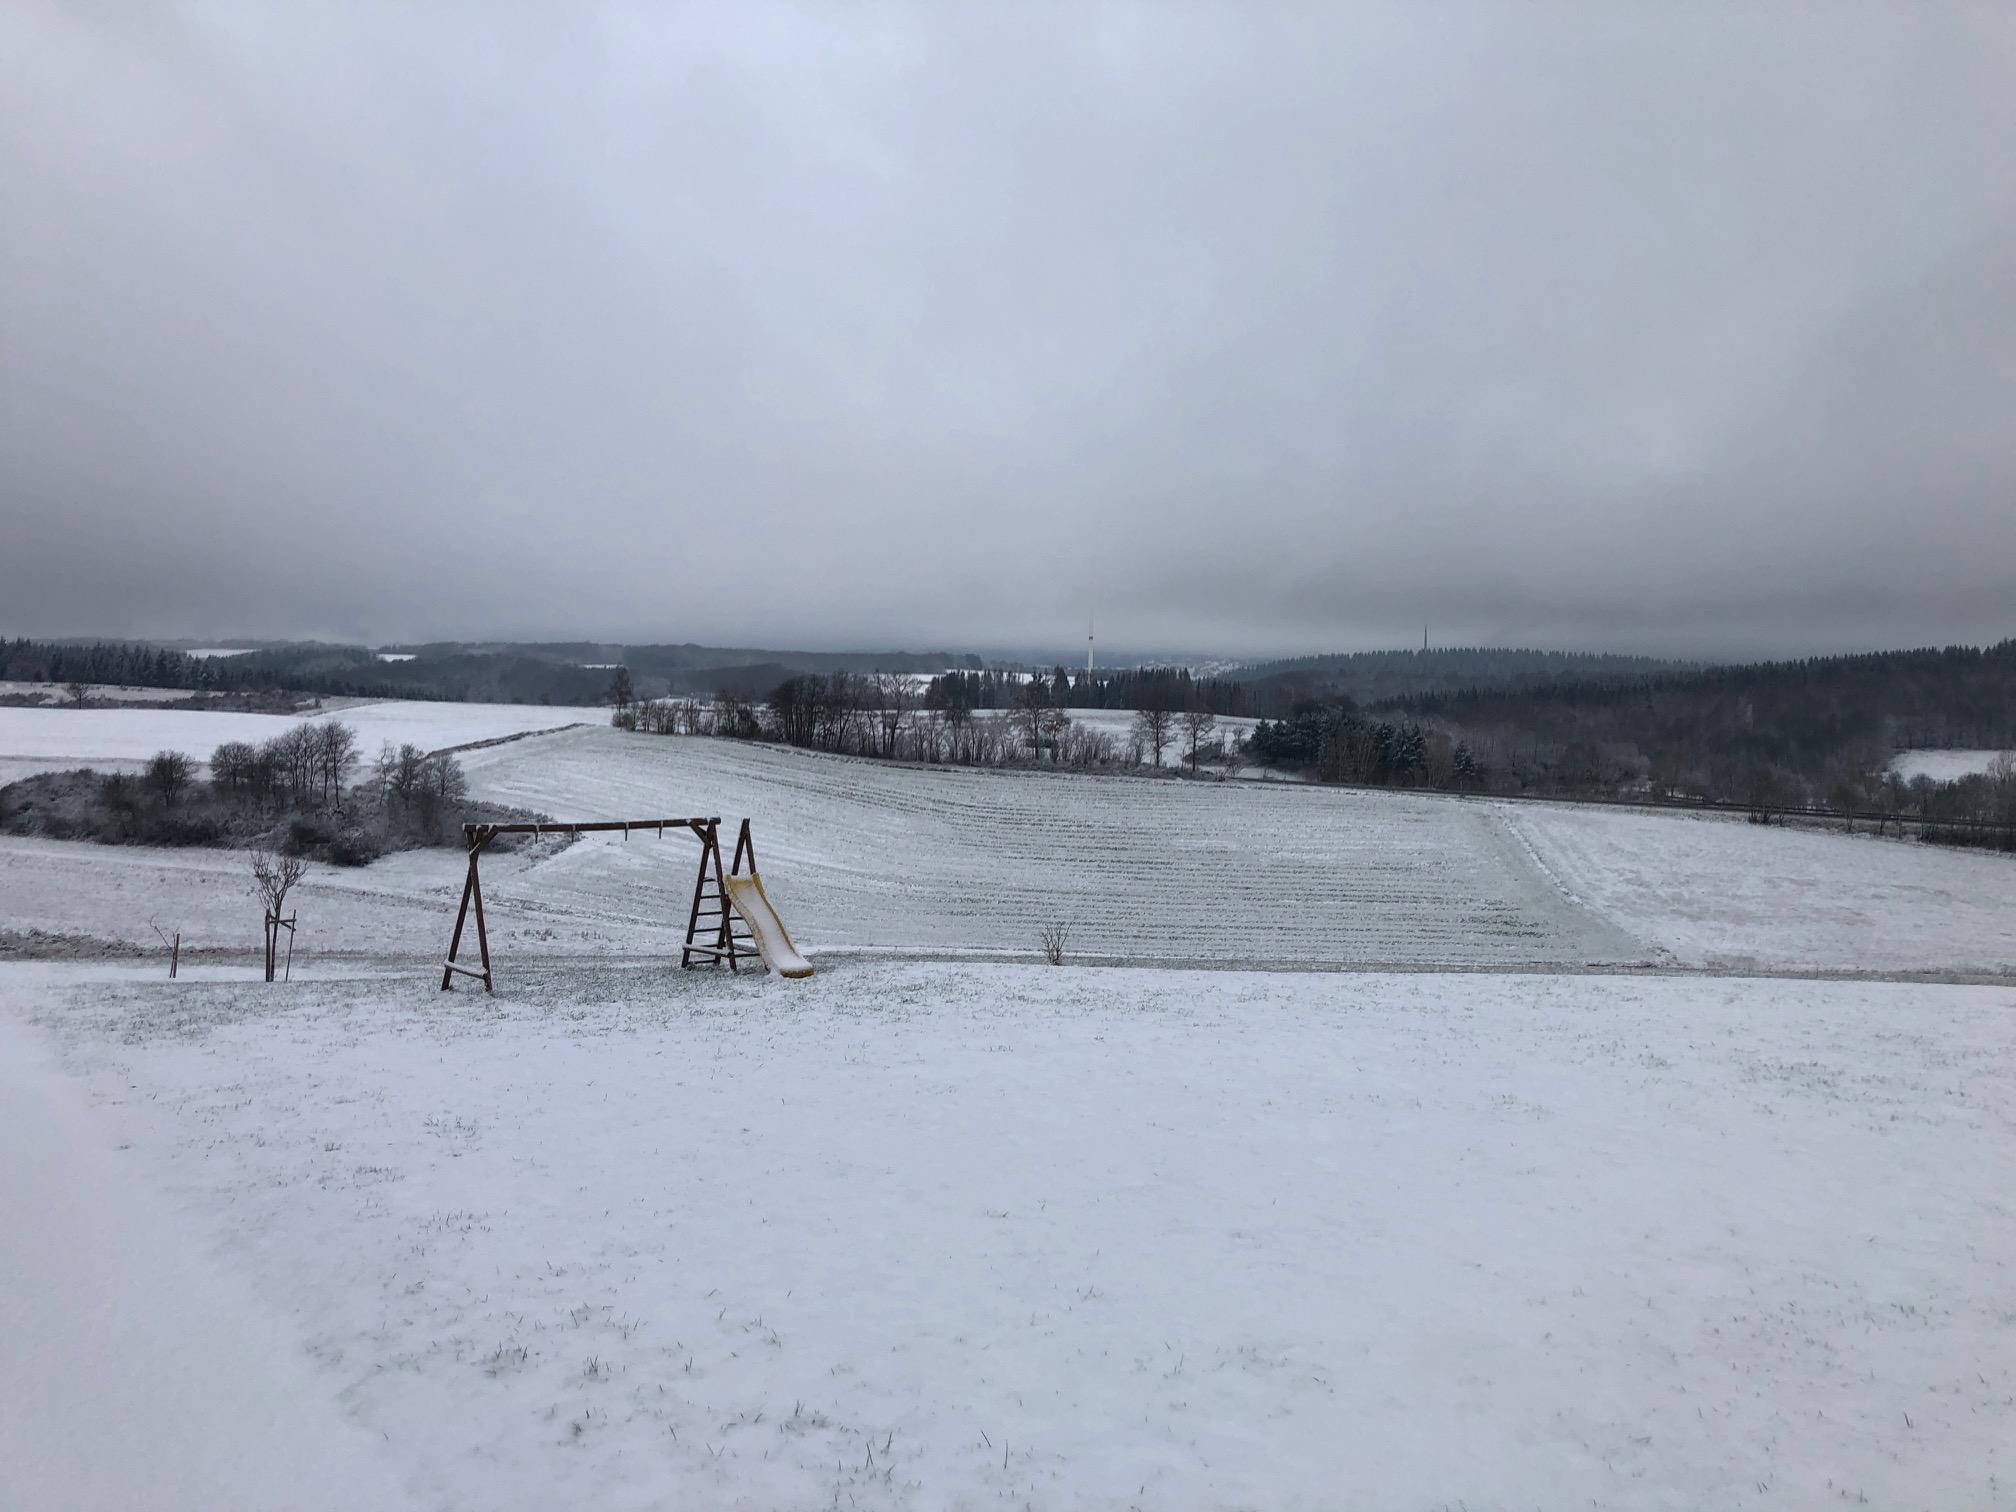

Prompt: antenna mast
xmin=1086 ymin=611 xmax=1095 ymax=676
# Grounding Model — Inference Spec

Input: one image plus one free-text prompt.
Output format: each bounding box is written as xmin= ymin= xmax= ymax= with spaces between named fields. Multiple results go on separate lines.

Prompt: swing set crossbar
xmin=461 ymin=817 xmax=714 ymax=839
xmin=441 ymin=815 xmax=767 ymax=993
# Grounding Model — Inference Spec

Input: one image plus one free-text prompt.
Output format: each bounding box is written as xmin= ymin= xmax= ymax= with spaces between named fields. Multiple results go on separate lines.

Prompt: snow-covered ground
xmin=1890 ymin=748 xmax=2012 ymax=784
xmin=1505 ymin=801 xmax=2016 ymax=974
xmin=0 ymin=699 xmax=594 ymax=787
xmin=457 ymin=729 xmax=1645 ymax=970
xmin=7 ymin=724 xmax=2016 ymax=975
xmin=0 ymin=1009 xmax=423 ymax=1512
xmin=8 ymin=712 xmax=2016 ymax=1508
xmin=5 ymin=960 xmax=2012 ymax=1509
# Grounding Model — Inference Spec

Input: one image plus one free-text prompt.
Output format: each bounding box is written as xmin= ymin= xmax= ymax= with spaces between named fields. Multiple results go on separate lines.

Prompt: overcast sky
xmin=3 ymin=3 xmax=2013 ymax=661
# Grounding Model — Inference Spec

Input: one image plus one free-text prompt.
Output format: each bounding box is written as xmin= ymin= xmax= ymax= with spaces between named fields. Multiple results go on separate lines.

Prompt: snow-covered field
xmin=0 ymin=700 xmax=594 ymax=787
xmin=1506 ymin=801 xmax=2016 ymax=975
xmin=1890 ymin=747 xmax=2012 ymax=784
xmin=7 ymin=723 xmax=2016 ymax=974
xmin=459 ymin=729 xmax=1646 ymax=970
xmin=6 ymin=709 xmax=2016 ymax=1508
xmin=6 ymin=961 xmax=2012 ymax=1510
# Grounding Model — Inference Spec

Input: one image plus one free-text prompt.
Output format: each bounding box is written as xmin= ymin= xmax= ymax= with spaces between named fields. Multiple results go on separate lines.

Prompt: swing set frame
xmin=440 ymin=815 xmax=765 ymax=992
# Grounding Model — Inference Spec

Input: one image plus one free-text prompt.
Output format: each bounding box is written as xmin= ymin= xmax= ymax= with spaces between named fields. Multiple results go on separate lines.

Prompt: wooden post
xmin=711 ymin=822 xmax=737 ymax=971
xmin=681 ymin=822 xmax=716 ymax=969
xmin=441 ymin=839 xmax=479 ymax=990
xmin=169 ymin=931 xmax=179 ymax=980
xmin=441 ymin=825 xmax=497 ymax=992
xmin=469 ymin=849 xmax=492 ymax=991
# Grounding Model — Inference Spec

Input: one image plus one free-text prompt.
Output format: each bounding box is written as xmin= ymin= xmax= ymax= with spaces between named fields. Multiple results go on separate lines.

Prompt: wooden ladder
xmin=680 ymin=818 xmax=758 ymax=971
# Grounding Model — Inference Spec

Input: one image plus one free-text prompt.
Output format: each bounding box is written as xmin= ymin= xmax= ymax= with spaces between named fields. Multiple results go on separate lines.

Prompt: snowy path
xmin=6 ymin=960 xmax=2012 ymax=1509
xmin=0 ymin=1003 xmax=418 ymax=1512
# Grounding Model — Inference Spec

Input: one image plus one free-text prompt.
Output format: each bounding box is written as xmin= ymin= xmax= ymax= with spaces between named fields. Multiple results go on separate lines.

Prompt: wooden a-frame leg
xmin=469 ymin=851 xmax=493 ymax=992
xmin=711 ymin=827 xmax=739 ymax=972
xmin=682 ymin=822 xmax=715 ymax=968
xmin=442 ymin=852 xmax=479 ymax=989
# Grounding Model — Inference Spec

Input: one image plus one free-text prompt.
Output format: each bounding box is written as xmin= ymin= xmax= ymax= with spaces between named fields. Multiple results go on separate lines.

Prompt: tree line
xmin=1240 ymin=644 xmax=2016 ymax=846
xmin=615 ymin=672 xmax=1243 ymax=773
xmin=0 ymin=637 xmax=606 ymax=705
xmin=925 ymin=666 xmax=1270 ymax=718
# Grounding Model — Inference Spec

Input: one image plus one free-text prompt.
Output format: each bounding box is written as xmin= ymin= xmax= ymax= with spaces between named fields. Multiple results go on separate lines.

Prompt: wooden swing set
xmin=440 ymin=815 xmax=804 ymax=992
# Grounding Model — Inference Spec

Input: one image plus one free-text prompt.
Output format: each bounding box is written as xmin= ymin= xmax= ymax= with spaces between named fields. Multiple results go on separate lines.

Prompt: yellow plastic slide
xmin=721 ymin=872 xmax=814 ymax=978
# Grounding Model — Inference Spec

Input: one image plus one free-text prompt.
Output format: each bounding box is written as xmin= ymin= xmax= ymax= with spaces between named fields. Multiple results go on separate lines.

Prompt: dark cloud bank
xmin=3 ymin=3 xmax=2013 ymax=662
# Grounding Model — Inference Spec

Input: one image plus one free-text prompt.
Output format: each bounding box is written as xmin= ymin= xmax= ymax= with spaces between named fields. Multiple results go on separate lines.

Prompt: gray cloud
xmin=3 ymin=1 xmax=2013 ymax=659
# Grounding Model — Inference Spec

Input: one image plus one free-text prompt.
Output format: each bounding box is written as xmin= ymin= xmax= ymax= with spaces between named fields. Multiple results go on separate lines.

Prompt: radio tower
xmin=1086 ymin=612 xmax=1095 ymax=676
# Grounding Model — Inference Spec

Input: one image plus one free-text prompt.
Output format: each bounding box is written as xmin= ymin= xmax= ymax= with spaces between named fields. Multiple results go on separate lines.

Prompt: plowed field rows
xmin=459 ymin=729 xmax=1649 ymax=967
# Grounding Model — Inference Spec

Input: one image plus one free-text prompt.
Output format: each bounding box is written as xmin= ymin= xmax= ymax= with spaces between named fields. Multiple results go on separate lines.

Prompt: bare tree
xmin=1220 ymin=723 xmax=1247 ymax=777
xmin=376 ymin=740 xmax=424 ymax=806
xmin=210 ymin=740 xmax=258 ymax=797
xmin=872 ymin=673 xmax=914 ymax=757
xmin=64 ymin=679 xmax=89 ymax=708
xmin=1179 ymin=708 xmax=1218 ymax=773
xmin=413 ymin=752 xmax=469 ymax=837
xmin=269 ymin=724 xmax=317 ymax=806
xmin=1038 ymin=707 xmax=1072 ymax=763
xmin=249 ymin=849 xmax=306 ymax=915
xmin=312 ymin=721 xmax=359 ymax=805
xmin=145 ymin=749 xmax=194 ymax=809
xmin=608 ymin=666 xmax=635 ymax=712
xmin=1011 ymin=681 xmax=1049 ymax=758
xmin=1039 ymin=921 xmax=1069 ymax=966
xmin=1131 ymin=705 xmax=1174 ymax=768
xmin=249 ymin=850 xmax=307 ymax=982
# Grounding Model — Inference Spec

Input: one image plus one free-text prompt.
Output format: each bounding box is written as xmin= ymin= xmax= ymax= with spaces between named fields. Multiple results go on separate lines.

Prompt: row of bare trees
xmin=1128 ymin=706 xmax=1225 ymax=772
xmin=211 ymin=723 xmax=360 ymax=809
xmin=616 ymin=673 xmax=1261 ymax=774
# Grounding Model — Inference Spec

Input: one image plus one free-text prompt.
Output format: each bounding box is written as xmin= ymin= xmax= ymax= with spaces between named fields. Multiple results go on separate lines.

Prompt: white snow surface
xmin=0 ymin=1004 xmax=420 ymax=1511
xmin=6 ymin=725 xmax=2016 ymax=975
xmin=455 ymin=728 xmax=1647 ymax=968
xmin=8 ymin=719 xmax=2016 ymax=1507
xmin=3 ymin=960 xmax=2011 ymax=1509
xmin=0 ymin=699 xmax=593 ymax=786
xmin=1504 ymin=801 xmax=2016 ymax=974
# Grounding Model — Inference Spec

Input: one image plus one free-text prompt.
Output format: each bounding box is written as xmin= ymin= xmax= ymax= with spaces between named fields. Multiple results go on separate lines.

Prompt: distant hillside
xmin=1230 ymin=647 xmax=1688 ymax=705
xmin=1379 ymin=641 xmax=2016 ymax=788
xmin=0 ymin=638 xmax=980 ymax=706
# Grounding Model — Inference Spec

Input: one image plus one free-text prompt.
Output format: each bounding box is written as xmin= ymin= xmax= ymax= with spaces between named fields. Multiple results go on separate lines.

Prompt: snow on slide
xmin=722 ymin=871 xmax=814 ymax=977
xmin=0 ymin=1011 xmax=419 ymax=1512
